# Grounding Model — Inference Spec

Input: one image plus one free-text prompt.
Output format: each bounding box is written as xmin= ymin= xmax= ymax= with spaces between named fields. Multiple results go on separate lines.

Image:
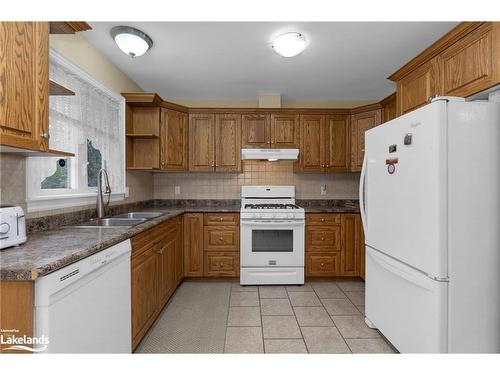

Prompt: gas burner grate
xmin=244 ymin=203 xmax=300 ymax=209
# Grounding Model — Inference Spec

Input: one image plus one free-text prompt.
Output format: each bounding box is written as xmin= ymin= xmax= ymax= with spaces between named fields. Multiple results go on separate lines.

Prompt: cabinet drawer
xmin=204 ymin=252 xmax=239 ymax=277
xmin=306 ymin=253 xmax=341 ymax=276
xmin=305 ymin=214 xmax=341 ymax=226
xmin=306 ymin=226 xmax=342 ymax=252
xmin=204 ymin=213 xmax=239 ymax=226
xmin=131 ymin=217 xmax=179 ymax=258
xmin=204 ymin=226 xmax=239 ymax=251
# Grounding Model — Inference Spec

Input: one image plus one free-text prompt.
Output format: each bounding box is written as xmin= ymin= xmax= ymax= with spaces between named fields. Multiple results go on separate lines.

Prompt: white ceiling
xmin=84 ymin=22 xmax=458 ymax=102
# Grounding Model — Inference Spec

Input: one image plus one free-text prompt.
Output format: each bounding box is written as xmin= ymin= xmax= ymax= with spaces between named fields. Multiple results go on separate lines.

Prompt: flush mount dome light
xmin=272 ymin=32 xmax=307 ymax=57
xmin=110 ymin=26 xmax=153 ymax=57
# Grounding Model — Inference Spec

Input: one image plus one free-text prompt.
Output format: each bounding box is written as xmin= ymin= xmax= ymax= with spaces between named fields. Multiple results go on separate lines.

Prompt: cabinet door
xmin=158 ymin=233 xmax=176 ymax=307
xmin=161 ymin=109 xmax=188 ymax=171
xmin=396 ymin=57 xmax=441 ymax=116
xmin=350 ymin=109 xmax=381 ymax=172
xmin=299 ymin=114 xmax=325 ymax=172
xmin=215 ymin=114 xmax=241 ymax=172
xmin=204 ymin=252 xmax=239 ymax=277
xmin=241 ymin=114 xmax=270 ymax=148
xmin=358 ymin=215 xmax=365 ymax=280
xmin=271 ymin=114 xmax=299 ymax=148
xmin=189 ymin=113 xmax=215 ymax=171
xmin=441 ymin=23 xmax=499 ymax=97
xmin=0 ymin=22 xmax=49 ymax=151
xmin=340 ymin=214 xmax=359 ymax=276
xmin=183 ymin=213 xmax=204 ymax=277
xmin=131 ymin=244 xmax=159 ymax=347
xmin=175 ymin=219 xmax=183 ymax=284
xmin=325 ymin=115 xmax=350 ymax=172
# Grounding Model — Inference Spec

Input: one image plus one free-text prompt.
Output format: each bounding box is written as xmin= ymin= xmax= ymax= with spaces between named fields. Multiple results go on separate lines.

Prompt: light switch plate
xmin=175 ymin=186 xmax=181 ymax=195
xmin=125 ymin=186 xmax=129 ymax=198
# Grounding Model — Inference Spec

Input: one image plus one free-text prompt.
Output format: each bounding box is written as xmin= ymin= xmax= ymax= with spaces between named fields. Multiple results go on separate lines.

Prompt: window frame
xmin=26 ymin=49 xmax=126 ymax=213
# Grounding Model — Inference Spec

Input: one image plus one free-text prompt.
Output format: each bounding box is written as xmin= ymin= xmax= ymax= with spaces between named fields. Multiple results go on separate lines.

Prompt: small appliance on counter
xmin=0 ymin=206 xmax=27 ymax=250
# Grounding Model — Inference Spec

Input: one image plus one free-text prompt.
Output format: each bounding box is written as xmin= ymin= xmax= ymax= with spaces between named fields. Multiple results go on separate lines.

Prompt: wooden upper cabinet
xmin=396 ymin=57 xmax=441 ymax=116
xmin=325 ymin=115 xmax=350 ymax=172
xmin=350 ymin=108 xmax=381 ymax=172
xmin=441 ymin=23 xmax=500 ymax=97
xmin=381 ymin=93 xmax=397 ymax=123
xmin=299 ymin=115 xmax=325 ymax=172
xmin=0 ymin=22 xmax=49 ymax=152
xmin=298 ymin=114 xmax=350 ymax=173
xmin=189 ymin=113 xmax=215 ymax=171
xmin=215 ymin=114 xmax=241 ymax=172
xmin=160 ymin=109 xmax=188 ymax=171
xmin=241 ymin=114 xmax=270 ymax=148
xmin=271 ymin=114 xmax=300 ymax=148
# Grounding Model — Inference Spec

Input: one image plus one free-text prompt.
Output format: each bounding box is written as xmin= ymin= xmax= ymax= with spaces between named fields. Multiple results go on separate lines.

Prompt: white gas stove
xmin=240 ymin=186 xmax=305 ymax=285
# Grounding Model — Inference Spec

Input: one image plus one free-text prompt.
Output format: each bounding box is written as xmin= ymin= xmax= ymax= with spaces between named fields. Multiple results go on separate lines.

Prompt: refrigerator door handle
xmin=359 ymin=154 xmax=368 ymax=234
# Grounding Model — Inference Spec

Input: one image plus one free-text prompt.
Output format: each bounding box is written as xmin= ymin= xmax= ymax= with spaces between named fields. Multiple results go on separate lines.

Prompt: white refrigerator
xmin=360 ymin=97 xmax=500 ymax=353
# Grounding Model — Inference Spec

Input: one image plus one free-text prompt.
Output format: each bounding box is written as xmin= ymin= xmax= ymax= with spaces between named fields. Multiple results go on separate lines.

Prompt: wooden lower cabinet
xmin=305 ymin=213 xmax=364 ymax=278
xmin=204 ymin=252 xmax=240 ymax=277
xmin=306 ymin=253 xmax=341 ymax=276
xmin=183 ymin=213 xmax=204 ymax=277
xmin=130 ymin=216 xmax=183 ymax=351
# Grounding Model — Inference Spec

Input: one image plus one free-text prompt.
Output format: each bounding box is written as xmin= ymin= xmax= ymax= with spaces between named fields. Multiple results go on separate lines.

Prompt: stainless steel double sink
xmin=72 ymin=211 xmax=165 ymax=228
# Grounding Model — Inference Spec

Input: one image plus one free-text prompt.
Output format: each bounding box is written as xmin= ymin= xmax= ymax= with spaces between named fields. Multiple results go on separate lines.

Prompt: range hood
xmin=241 ymin=148 xmax=299 ymax=161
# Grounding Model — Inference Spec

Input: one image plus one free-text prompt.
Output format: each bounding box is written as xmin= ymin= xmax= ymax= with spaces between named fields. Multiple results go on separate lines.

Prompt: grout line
xmin=315 ymin=282 xmax=353 ymax=353
xmin=222 ymin=282 xmax=233 ymax=353
xmin=257 ymin=286 xmax=266 ymax=353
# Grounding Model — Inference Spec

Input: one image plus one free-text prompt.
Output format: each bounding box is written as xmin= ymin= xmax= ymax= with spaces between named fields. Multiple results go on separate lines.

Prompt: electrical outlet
xmin=320 ymin=184 xmax=327 ymax=195
xmin=174 ymin=186 xmax=181 ymax=195
xmin=125 ymin=186 xmax=130 ymax=198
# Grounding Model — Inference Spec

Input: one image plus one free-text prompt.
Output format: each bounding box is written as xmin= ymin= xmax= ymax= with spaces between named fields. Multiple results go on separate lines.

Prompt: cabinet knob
xmin=219 ymin=217 xmax=223 ymax=222
xmin=219 ymin=237 xmax=223 ymax=241
xmin=161 ymin=162 xmax=165 ymax=166
xmin=219 ymin=263 xmax=224 ymax=268
xmin=320 ymin=263 xmax=325 ymax=267
xmin=326 ymin=164 xmax=330 ymax=168
xmin=41 ymin=132 xmax=50 ymax=140
xmin=271 ymin=141 xmax=274 ymax=144
xmin=267 ymin=141 xmax=271 ymax=144
xmin=321 ymin=237 xmax=325 ymax=241
xmin=320 ymin=218 xmax=325 ymax=222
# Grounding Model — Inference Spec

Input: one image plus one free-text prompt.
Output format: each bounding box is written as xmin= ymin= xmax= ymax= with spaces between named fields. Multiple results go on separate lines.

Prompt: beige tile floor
xmin=138 ymin=280 xmax=397 ymax=353
xmin=224 ymin=280 xmax=397 ymax=354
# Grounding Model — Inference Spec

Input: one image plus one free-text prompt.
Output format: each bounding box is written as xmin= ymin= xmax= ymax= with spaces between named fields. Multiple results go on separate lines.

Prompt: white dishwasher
xmin=34 ymin=239 xmax=132 ymax=353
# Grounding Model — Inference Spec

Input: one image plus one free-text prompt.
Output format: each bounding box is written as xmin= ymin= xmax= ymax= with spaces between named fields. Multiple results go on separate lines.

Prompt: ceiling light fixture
xmin=272 ymin=32 xmax=307 ymax=57
xmin=110 ymin=26 xmax=153 ymax=57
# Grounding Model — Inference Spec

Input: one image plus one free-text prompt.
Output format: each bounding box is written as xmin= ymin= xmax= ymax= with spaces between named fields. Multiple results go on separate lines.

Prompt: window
xmin=26 ymin=49 xmax=125 ymax=212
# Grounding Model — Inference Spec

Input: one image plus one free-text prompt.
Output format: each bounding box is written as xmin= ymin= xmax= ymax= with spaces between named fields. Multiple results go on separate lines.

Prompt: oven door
xmin=240 ymin=219 xmax=305 ymax=267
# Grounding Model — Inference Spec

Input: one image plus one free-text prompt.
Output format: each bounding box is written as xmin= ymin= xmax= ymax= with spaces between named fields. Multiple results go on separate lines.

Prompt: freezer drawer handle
xmin=386 ymin=158 xmax=398 ymax=165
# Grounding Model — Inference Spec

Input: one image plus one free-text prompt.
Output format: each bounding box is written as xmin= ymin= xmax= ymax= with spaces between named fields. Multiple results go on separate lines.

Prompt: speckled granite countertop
xmin=0 ymin=206 xmax=240 ymax=281
xmin=0 ymin=200 xmax=357 ymax=281
xmin=297 ymin=199 xmax=360 ymax=213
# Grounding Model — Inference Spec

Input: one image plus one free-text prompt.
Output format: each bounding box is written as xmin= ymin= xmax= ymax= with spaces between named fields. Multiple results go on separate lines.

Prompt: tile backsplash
xmin=154 ymin=160 xmax=360 ymax=200
xmin=0 ymin=154 xmax=154 ymax=218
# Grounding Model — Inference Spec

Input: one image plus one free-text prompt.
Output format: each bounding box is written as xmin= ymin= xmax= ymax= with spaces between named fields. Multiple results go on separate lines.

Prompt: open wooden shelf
xmin=49 ymin=80 xmax=75 ymax=96
xmin=0 ymin=145 xmax=75 ymax=157
xmin=126 ymin=133 xmax=159 ymax=139
xmin=126 ymin=167 xmax=160 ymax=171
